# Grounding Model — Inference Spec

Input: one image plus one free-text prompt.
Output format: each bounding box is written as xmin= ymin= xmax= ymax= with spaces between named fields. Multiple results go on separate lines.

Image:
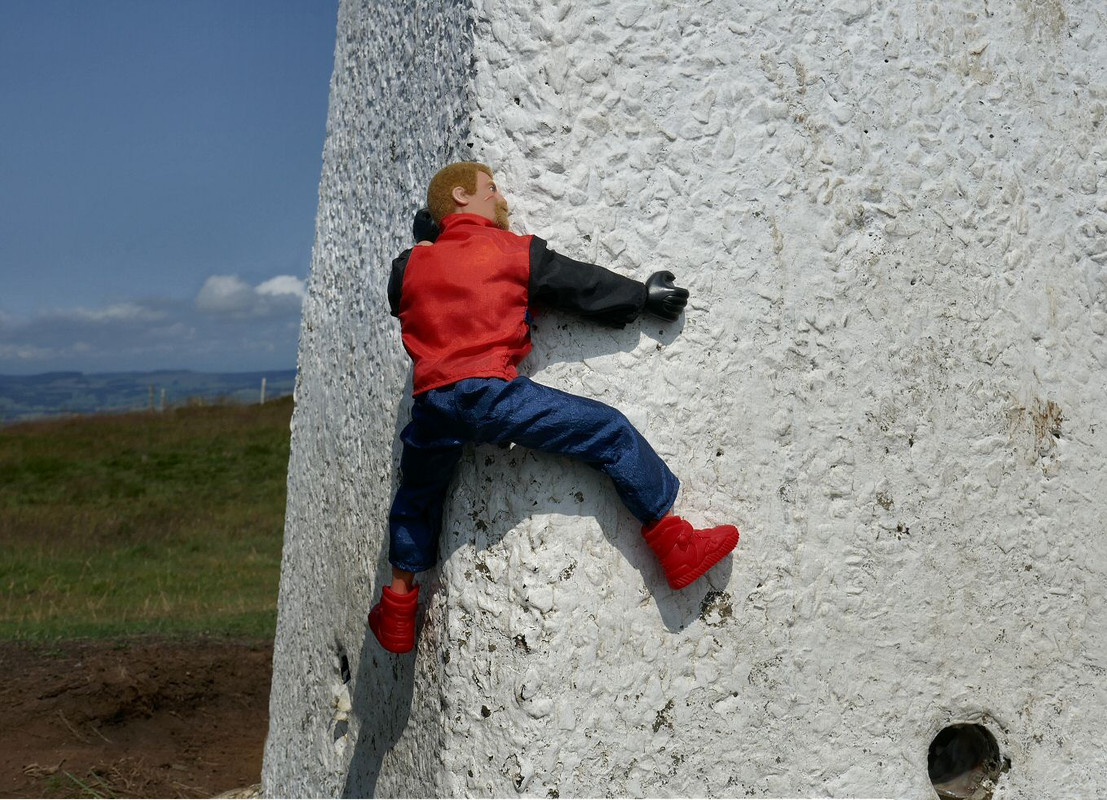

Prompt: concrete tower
xmin=264 ymin=0 xmax=1107 ymax=796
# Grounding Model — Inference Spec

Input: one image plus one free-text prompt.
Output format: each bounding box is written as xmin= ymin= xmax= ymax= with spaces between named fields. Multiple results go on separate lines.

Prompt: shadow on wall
xmin=526 ymin=306 xmax=687 ymax=370
xmin=430 ymin=444 xmax=735 ymax=634
xmin=461 ymin=308 xmax=731 ymax=633
xmin=341 ymin=387 xmax=416 ymax=798
xmin=341 ymin=634 xmax=418 ymax=797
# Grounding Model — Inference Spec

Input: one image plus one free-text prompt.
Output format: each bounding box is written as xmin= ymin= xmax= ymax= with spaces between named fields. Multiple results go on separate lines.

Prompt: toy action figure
xmin=369 ymin=162 xmax=739 ymax=653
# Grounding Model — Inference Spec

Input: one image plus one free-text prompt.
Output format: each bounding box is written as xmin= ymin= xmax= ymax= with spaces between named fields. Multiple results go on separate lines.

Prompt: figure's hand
xmin=413 ymin=208 xmax=440 ymax=243
xmin=644 ymin=271 xmax=689 ymax=321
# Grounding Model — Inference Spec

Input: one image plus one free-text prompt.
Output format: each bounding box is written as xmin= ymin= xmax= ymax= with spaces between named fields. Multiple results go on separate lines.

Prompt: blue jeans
xmin=388 ymin=376 xmax=680 ymax=572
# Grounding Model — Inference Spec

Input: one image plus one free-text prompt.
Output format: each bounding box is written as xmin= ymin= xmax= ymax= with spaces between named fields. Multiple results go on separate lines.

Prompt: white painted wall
xmin=265 ymin=0 xmax=1107 ymax=797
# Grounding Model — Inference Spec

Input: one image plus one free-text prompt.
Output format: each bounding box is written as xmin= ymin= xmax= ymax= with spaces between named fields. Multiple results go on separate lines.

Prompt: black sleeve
xmin=388 ymin=249 xmax=412 ymax=318
xmin=528 ymin=236 xmax=647 ymax=328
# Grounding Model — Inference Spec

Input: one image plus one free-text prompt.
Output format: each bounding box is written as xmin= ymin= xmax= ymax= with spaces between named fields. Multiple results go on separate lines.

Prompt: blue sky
xmin=0 ymin=0 xmax=337 ymax=375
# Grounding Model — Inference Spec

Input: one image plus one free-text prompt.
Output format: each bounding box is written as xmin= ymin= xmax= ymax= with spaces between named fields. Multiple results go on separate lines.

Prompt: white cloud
xmin=0 ymin=276 xmax=305 ymax=374
xmin=256 ymin=275 xmax=306 ymax=299
xmin=196 ymin=275 xmax=257 ymax=314
xmin=0 ymin=302 xmax=166 ymax=327
xmin=196 ymin=274 xmax=306 ymax=317
xmin=0 ymin=343 xmax=57 ymax=361
xmin=65 ymin=302 xmax=166 ymax=324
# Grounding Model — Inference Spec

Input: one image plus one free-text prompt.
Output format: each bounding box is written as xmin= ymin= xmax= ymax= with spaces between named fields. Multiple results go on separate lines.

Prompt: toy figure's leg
xmin=459 ymin=376 xmax=679 ymax=523
xmin=390 ymin=568 xmax=415 ymax=594
xmin=387 ymin=404 xmax=465 ymax=574
xmin=456 ymin=376 xmax=738 ymax=589
xmin=372 ymin=401 xmax=464 ymax=653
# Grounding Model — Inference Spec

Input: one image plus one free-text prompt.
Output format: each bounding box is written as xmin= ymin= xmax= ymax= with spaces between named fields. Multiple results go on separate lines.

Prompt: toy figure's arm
xmin=413 ymin=209 xmax=440 ymax=243
xmin=388 ymin=249 xmax=412 ymax=318
xmin=529 ymin=237 xmax=689 ymax=325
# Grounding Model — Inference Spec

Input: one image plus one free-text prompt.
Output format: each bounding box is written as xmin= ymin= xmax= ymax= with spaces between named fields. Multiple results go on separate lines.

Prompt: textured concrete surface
xmin=264 ymin=0 xmax=1107 ymax=797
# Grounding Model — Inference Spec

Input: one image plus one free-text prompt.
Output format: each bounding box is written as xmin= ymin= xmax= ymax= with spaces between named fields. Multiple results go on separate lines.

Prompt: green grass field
xmin=0 ymin=397 xmax=293 ymax=640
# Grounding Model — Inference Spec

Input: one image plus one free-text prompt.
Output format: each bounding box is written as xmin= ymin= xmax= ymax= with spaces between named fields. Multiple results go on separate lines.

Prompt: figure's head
xmin=427 ymin=161 xmax=510 ymax=229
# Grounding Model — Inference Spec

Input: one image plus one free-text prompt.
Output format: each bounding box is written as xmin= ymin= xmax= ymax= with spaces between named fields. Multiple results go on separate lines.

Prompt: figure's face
xmin=456 ymin=170 xmax=510 ymax=229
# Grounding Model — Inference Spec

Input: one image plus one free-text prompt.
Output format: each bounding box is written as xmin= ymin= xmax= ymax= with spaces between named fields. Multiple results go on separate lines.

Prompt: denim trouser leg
xmin=388 ymin=403 xmax=465 ymax=573
xmin=459 ymin=377 xmax=679 ymax=522
xmin=388 ymin=377 xmax=680 ymax=573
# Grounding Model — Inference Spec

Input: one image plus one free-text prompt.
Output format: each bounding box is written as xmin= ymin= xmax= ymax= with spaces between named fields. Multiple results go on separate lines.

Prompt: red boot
xmin=369 ymin=585 xmax=420 ymax=653
xmin=643 ymin=516 xmax=739 ymax=589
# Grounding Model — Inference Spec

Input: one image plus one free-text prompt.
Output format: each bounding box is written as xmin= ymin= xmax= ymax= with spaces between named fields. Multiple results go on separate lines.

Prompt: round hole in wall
xmin=928 ymin=723 xmax=1006 ymax=799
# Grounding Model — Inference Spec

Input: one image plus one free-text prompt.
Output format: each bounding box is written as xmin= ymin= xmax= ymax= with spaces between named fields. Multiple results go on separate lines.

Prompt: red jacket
xmin=390 ymin=213 xmax=648 ymax=396
xmin=398 ymin=214 xmax=534 ymax=394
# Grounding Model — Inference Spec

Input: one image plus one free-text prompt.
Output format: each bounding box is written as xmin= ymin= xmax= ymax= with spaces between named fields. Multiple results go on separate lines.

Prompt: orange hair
xmin=426 ymin=162 xmax=493 ymax=224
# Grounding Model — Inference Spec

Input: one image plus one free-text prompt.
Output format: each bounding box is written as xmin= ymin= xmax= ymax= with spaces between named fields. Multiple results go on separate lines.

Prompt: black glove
xmin=413 ymin=207 xmax=440 ymax=243
xmin=644 ymin=271 xmax=689 ymax=321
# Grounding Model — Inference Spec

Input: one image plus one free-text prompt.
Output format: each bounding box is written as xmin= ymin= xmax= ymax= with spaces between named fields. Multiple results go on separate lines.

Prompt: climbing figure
xmin=369 ymin=162 xmax=740 ymax=653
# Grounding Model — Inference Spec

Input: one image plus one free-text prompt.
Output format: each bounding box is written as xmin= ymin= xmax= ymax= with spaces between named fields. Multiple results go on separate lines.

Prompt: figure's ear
xmin=451 ymin=185 xmax=470 ymax=208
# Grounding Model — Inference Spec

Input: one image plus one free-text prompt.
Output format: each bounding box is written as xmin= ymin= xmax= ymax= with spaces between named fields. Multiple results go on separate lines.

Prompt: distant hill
xmin=0 ymin=369 xmax=297 ymax=423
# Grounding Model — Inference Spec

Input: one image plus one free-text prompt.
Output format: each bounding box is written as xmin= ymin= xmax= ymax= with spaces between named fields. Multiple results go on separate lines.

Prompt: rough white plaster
xmin=265 ymin=0 xmax=1107 ymax=797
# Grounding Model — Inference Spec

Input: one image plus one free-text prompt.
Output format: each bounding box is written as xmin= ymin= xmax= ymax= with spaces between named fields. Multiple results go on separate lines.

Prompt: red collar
xmin=439 ymin=213 xmax=500 ymax=232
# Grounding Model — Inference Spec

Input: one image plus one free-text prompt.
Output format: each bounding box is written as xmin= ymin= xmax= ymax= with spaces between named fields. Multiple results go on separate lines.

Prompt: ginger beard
xmin=494 ymin=198 xmax=510 ymax=230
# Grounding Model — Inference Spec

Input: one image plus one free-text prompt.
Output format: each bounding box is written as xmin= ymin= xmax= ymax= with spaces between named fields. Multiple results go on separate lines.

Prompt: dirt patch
xmin=0 ymin=637 xmax=272 ymax=799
